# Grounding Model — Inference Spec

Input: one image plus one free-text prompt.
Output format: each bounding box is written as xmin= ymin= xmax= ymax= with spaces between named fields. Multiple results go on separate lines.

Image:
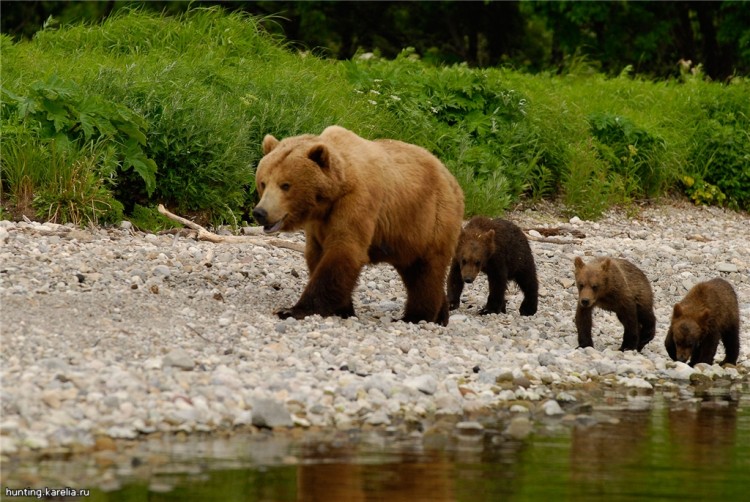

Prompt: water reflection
xmin=667 ymin=403 xmax=738 ymax=467
xmin=2 ymin=391 xmax=749 ymax=501
xmin=570 ymin=409 xmax=651 ymax=484
xmin=297 ymin=450 xmax=454 ymax=501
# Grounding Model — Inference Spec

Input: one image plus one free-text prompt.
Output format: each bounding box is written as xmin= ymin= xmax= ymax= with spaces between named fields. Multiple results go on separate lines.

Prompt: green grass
xmin=1 ymin=7 xmax=748 ymax=228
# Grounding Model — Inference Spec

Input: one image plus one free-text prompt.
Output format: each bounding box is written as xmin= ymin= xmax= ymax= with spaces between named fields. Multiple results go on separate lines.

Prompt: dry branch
xmin=157 ymin=204 xmax=304 ymax=253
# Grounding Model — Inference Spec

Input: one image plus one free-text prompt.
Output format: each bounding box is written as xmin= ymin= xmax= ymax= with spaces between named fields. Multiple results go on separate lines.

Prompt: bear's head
xmin=574 ymin=257 xmax=610 ymax=308
xmin=456 ymin=228 xmax=495 ymax=283
xmin=253 ymin=134 xmax=344 ymax=233
xmin=669 ymin=304 xmax=709 ymax=363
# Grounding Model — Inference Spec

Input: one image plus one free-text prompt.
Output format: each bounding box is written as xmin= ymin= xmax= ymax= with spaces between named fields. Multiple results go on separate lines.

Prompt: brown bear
xmin=447 ymin=217 xmax=538 ymax=316
xmin=665 ymin=278 xmax=740 ymax=366
xmin=573 ymin=256 xmax=656 ymax=351
xmin=252 ymin=126 xmax=464 ymax=325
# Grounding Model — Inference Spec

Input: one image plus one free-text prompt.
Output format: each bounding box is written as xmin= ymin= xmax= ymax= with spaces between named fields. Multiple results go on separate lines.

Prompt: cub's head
xmin=455 ymin=228 xmax=495 ymax=284
xmin=253 ymin=134 xmax=343 ymax=233
xmin=574 ymin=257 xmax=610 ymax=308
xmin=669 ymin=304 xmax=709 ymax=363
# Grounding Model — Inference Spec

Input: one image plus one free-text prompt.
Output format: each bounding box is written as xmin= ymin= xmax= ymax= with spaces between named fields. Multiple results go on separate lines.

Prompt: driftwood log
xmin=523 ymin=226 xmax=586 ymax=244
xmin=157 ymin=205 xmax=304 ymax=253
xmin=157 ymin=205 xmax=588 ymax=250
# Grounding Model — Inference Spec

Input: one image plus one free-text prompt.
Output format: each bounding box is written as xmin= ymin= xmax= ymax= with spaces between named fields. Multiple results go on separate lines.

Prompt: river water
xmin=3 ymin=388 xmax=749 ymax=501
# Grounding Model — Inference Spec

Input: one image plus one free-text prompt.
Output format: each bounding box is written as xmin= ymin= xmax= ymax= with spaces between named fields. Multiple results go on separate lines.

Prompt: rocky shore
xmin=1 ymin=201 xmax=748 ymax=457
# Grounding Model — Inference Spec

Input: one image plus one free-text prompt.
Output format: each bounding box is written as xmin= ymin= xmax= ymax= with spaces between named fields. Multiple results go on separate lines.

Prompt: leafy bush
xmin=587 ymin=112 xmax=667 ymax=199
xmin=2 ymin=75 xmax=157 ymax=195
xmin=685 ymin=83 xmax=750 ymax=210
xmin=345 ymin=51 xmax=562 ymax=215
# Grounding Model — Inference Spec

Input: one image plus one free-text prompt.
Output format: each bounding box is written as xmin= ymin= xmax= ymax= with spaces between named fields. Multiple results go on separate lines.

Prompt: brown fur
xmin=252 ymin=126 xmax=464 ymax=325
xmin=447 ymin=217 xmax=538 ymax=315
xmin=573 ymin=256 xmax=656 ymax=352
xmin=665 ymin=278 xmax=740 ymax=366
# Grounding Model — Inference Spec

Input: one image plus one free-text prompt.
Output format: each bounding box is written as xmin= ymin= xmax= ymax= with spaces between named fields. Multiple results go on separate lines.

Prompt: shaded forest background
xmin=3 ymin=0 xmax=750 ymax=79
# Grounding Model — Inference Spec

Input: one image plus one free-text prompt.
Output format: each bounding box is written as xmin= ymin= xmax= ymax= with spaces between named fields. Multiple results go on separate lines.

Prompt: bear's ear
xmin=574 ymin=257 xmax=584 ymax=271
xmin=308 ymin=144 xmax=330 ymax=169
xmin=262 ymin=135 xmax=280 ymax=155
xmin=600 ymin=258 xmax=611 ymax=272
xmin=483 ymin=229 xmax=495 ymax=242
xmin=673 ymin=304 xmax=682 ymax=318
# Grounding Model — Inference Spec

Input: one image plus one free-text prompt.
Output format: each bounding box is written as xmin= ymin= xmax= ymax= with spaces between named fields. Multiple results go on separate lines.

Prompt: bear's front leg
xmin=720 ymin=322 xmax=740 ymax=366
xmin=691 ymin=337 xmax=721 ymax=366
xmin=447 ymin=261 xmax=464 ymax=310
xmin=575 ymin=306 xmax=594 ymax=348
xmin=480 ymin=268 xmax=507 ymax=315
xmin=664 ymin=329 xmax=677 ymax=361
xmin=277 ymin=246 xmax=364 ymax=320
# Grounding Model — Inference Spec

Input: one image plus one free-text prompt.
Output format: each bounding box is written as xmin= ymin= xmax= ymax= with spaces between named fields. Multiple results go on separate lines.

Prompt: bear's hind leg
xmin=615 ymin=306 xmax=640 ymax=351
xmin=398 ymin=258 xmax=450 ymax=326
xmin=447 ymin=261 xmax=464 ymax=310
xmin=636 ymin=305 xmax=656 ymax=351
xmin=515 ymin=272 xmax=539 ymax=316
xmin=720 ymin=321 xmax=740 ymax=365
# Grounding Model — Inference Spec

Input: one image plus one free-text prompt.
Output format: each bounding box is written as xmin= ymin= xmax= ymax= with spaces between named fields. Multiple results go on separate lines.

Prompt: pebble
xmin=0 ymin=203 xmax=747 ymax=454
xmin=542 ymin=400 xmax=564 ymax=416
xmin=163 ymin=349 xmax=195 ymax=370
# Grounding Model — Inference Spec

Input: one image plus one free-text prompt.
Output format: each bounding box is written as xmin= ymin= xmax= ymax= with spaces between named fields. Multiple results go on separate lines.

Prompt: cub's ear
xmin=600 ymin=258 xmax=611 ymax=272
xmin=262 ymin=135 xmax=280 ymax=155
xmin=308 ymin=144 xmax=330 ymax=169
xmin=574 ymin=256 xmax=585 ymax=271
xmin=673 ymin=304 xmax=682 ymax=318
xmin=483 ymin=229 xmax=495 ymax=241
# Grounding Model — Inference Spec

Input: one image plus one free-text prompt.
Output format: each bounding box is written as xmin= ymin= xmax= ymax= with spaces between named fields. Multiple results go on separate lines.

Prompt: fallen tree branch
xmin=525 ymin=235 xmax=581 ymax=245
xmin=526 ymin=226 xmax=586 ymax=239
xmin=157 ymin=204 xmax=305 ymax=253
xmin=524 ymin=226 xmax=585 ymax=245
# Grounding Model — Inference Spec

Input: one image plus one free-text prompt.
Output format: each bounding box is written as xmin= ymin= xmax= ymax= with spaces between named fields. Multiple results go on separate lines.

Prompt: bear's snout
xmin=579 ymin=297 xmax=592 ymax=307
xmin=464 ymin=278 xmax=474 ymax=284
xmin=252 ymin=206 xmax=268 ymax=226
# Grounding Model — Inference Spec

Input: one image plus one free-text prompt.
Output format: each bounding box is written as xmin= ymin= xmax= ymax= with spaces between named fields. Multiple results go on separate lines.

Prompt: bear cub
xmin=665 ymin=278 xmax=740 ymax=366
xmin=448 ymin=216 xmax=538 ymax=316
xmin=573 ymin=256 xmax=656 ymax=352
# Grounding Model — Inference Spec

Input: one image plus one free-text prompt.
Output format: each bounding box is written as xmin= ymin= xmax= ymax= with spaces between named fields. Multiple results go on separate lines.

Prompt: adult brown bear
xmin=252 ymin=126 xmax=464 ymax=325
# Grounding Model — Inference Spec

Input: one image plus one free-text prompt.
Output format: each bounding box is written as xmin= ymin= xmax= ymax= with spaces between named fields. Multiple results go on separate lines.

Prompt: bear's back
xmin=683 ymin=278 xmax=739 ymax=326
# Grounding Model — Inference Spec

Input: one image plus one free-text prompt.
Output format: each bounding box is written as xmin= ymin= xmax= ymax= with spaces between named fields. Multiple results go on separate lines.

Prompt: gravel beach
xmin=1 ymin=201 xmax=749 ymax=456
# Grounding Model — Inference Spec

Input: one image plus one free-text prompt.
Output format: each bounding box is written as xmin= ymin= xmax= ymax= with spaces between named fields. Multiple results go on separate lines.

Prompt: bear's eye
xmin=475 ymin=260 xmax=481 ymax=267
xmin=592 ymin=285 xmax=599 ymax=291
xmin=280 ymin=183 xmax=291 ymax=192
xmin=461 ymin=259 xmax=467 ymax=266
xmin=577 ymin=283 xmax=583 ymax=290
xmin=259 ymin=182 xmax=266 ymax=191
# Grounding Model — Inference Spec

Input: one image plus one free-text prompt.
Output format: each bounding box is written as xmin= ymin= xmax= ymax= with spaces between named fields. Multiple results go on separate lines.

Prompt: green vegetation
xmin=1 ymin=8 xmax=748 ymax=228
